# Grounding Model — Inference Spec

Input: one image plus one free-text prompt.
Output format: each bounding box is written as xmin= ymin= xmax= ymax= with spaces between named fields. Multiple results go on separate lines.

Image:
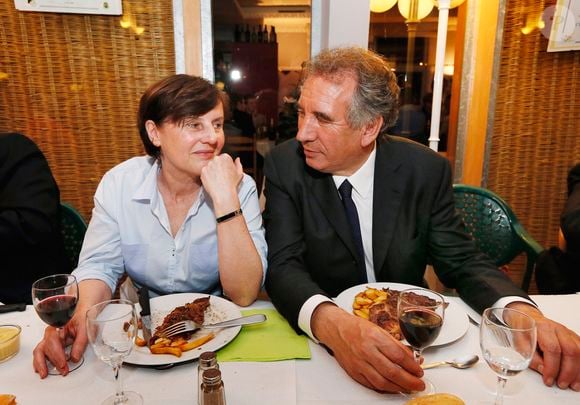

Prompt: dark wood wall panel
xmin=0 ymin=1 xmax=176 ymax=220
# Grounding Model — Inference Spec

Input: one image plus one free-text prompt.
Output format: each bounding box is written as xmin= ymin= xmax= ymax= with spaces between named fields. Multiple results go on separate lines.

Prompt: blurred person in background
xmin=536 ymin=163 xmax=580 ymax=293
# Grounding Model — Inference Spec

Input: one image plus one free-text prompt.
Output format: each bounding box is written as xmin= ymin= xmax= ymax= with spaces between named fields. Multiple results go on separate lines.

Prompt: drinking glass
xmin=86 ymin=299 xmax=143 ymax=405
xmin=480 ymin=307 xmax=536 ymax=405
xmin=31 ymin=273 xmax=84 ymax=374
xmin=397 ymin=287 xmax=446 ymax=395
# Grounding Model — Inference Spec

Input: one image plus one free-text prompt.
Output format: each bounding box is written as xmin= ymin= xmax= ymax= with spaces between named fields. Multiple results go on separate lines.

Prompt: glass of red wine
xmin=31 ymin=274 xmax=84 ymax=374
xmin=397 ymin=287 xmax=446 ymax=395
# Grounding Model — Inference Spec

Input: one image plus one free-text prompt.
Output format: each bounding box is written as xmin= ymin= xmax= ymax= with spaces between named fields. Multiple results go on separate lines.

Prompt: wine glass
xmin=86 ymin=299 xmax=143 ymax=405
xmin=480 ymin=307 xmax=537 ymax=405
xmin=31 ymin=273 xmax=84 ymax=374
xmin=397 ymin=287 xmax=446 ymax=395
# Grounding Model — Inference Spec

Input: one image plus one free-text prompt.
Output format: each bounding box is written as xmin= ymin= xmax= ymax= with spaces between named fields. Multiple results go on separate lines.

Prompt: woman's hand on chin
xmin=201 ymin=154 xmax=244 ymax=213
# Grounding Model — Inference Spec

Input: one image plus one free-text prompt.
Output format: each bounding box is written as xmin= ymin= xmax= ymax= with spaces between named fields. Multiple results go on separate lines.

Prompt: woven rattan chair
xmin=60 ymin=202 xmax=87 ymax=270
xmin=453 ymin=184 xmax=544 ymax=292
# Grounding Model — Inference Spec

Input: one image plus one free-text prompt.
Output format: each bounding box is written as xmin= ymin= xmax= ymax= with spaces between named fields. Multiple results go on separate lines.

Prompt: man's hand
xmin=32 ymin=309 xmax=89 ymax=379
xmin=311 ymin=303 xmax=424 ymax=393
xmin=507 ymin=302 xmax=580 ymax=391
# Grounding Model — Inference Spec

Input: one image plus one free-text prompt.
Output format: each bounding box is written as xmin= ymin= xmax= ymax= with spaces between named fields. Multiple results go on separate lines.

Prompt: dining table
xmin=1 ymin=293 xmax=579 ymax=404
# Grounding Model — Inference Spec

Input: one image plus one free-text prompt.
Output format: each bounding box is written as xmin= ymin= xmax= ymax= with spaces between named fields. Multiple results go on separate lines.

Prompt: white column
xmin=429 ymin=0 xmax=451 ymax=151
xmin=311 ymin=0 xmax=370 ymax=55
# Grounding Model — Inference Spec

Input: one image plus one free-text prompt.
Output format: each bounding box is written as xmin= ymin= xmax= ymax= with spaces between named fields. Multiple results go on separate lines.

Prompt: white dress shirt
xmin=73 ymin=156 xmax=268 ymax=297
xmin=297 ymin=147 xmax=533 ymax=341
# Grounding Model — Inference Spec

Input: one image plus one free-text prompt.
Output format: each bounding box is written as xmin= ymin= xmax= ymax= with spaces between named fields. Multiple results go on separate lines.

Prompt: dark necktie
xmin=338 ymin=180 xmax=368 ymax=283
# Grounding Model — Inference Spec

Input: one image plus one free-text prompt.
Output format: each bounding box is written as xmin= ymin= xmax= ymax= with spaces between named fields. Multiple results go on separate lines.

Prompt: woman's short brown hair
xmin=137 ymin=74 xmax=224 ymax=159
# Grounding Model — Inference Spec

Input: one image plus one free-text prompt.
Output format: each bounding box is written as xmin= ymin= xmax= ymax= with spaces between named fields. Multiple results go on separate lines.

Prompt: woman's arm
xmin=201 ymin=154 xmax=264 ymax=306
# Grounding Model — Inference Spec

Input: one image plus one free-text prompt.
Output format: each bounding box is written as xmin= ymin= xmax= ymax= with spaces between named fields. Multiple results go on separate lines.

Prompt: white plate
xmin=333 ymin=283 xmax=469 ymax=347
xmin=125 ymin=293 xmax=241 ymax=368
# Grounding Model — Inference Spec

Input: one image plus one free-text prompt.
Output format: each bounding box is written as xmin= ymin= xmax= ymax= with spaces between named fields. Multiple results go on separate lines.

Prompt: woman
xmin=33 ymin=75 xmax=266 ymax=378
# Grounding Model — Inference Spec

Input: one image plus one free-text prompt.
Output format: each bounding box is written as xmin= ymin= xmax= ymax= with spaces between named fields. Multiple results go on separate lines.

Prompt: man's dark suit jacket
xmin=264 ymin=136 xmax=528 ymax=331
xmin=0 ymin=133 xmax=70 ymax=304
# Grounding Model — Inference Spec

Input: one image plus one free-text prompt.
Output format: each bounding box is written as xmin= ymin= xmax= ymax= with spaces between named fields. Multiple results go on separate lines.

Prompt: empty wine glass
xmin=31 ymin=274 xmax=84 ymax=374
xmin=86 ymin=299 xmax=143 ymax=405
xmin=398 ymin=288 xmax=446 ymax=395
xmin=480 ymin=307 xmax=537 ymax=405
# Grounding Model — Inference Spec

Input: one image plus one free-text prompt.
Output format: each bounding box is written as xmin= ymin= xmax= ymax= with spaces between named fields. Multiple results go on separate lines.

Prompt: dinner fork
xmin=159 ymin=313 xmax=266 ymax=338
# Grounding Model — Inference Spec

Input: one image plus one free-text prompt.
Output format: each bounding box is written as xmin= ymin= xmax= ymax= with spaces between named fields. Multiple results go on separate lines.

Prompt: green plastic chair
xmin=452 ymin=184 xmax=544 ymax=292
xmin=60 ymin=202 xmax=88 ymax=270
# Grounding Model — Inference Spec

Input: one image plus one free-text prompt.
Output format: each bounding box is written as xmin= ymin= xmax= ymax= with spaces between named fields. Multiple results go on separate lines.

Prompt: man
xmin=263 ymin=47 xmax=580 ymax=393
xmin=0 ymin=132 xmax=70 ymax=304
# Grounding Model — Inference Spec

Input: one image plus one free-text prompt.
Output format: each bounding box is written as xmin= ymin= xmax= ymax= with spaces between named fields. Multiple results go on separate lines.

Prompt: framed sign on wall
xmin=14 ymin=0 xmax=122 ymax=15
xmin=547 ymin=0 xmax=580 ymax=52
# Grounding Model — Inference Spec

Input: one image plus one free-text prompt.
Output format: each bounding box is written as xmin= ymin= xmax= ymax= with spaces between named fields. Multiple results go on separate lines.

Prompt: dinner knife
xmin=138 ymin=286 xmax=153 ymax=347
xmin=0 ymin=303 xmax=26 ymax=313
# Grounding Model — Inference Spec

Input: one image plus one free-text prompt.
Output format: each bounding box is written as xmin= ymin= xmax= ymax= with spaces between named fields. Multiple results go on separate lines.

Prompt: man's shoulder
xmin=378 ymin=135 xmax=449 ymax=169
xmin=268 ymin=138 xmax=304 ymax=168
xmin=0 ymin=132 xmax=42 ymax=156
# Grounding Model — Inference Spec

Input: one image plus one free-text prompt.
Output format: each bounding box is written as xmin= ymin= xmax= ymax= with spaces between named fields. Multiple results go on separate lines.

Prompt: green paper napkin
xmin=216 ymin=309 xmax=311 ymax=362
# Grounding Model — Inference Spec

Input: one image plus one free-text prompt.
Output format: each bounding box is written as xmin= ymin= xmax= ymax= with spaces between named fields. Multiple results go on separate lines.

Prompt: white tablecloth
xmin=1 ymin=296 xmax=579 ymax=404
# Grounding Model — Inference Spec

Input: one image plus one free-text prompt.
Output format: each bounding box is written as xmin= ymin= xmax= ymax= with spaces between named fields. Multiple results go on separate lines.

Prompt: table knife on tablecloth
xmin=0 ymin=303 xmax=26 ymax=313
xmin=138 ymin=286 xmax=153 ymax=347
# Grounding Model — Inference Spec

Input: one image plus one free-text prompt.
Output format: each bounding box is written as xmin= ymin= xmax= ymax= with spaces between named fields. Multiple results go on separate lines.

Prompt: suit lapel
xmin=373 ymin=139 xmax=407 ymax=275
xmin=307 ymin=171 xmax=360 ymax=261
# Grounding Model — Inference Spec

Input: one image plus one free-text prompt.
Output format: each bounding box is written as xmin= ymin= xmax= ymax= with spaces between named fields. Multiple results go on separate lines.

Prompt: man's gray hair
xmin=302 ymin=47 xmax=400 ymax=135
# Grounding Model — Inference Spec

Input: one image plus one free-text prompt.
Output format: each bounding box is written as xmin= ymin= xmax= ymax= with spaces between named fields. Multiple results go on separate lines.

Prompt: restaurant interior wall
xmin=485 ymin=0 xmax=579 ymax=293
xmin=0 ymin=1 xmax=176 ymax=221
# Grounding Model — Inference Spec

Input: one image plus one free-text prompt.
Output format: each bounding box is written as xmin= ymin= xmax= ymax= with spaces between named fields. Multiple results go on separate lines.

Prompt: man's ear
xmin=360 ymin=116 xmax=383 ymax=148
xmin=145 ymin=120 xmax=161 ymax=147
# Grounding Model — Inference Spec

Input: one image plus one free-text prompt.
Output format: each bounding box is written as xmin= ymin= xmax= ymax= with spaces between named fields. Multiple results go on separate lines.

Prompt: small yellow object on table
xmin=0 ymin=325 xmax=21 ymax=363
xmin=404 ymin=393 xmax=465 ymax=405
xmin=0 ymin=394 xmax=17 ymax=405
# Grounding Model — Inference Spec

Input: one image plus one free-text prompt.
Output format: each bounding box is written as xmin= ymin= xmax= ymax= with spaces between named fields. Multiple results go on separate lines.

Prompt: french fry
xmin=180 ymin=333 xmax=215 ymax=352
xmin=352 ymin=287 xmax=392 ymax=320
xmin=135 ymin=336 xmax=147 ymax=347
xmin=150 ymin=345 xmax=182 ymax=357
xmin=364 ymin=289 xmax=378 ymax=299
xmin=154 ymin=337 xmax=171 ymax=346
xmin=355 ymin=296 xmax=373 ymax=306
xmin=353 ymin=309 xmax=369 ymax=319
xmin=170 ymin=337 xmax=187 ymax=347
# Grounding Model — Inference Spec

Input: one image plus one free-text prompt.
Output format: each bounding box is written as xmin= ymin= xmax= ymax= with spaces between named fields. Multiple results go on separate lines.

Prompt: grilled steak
xmin=153 ymin=296 xmax=210 ymax=341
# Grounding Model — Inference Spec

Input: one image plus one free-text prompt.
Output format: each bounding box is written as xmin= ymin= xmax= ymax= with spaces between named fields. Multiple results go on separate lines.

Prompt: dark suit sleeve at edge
xmin=263 ymin=147 xmax=328 ymax=332
xmin=426 ymin=158 xmax=530 ymax=313
xmin=0 ymin=133 xmax=61 ymax=247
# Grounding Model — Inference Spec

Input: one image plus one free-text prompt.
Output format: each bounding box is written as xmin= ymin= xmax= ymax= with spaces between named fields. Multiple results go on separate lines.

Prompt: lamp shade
xmin=369 ymin=0 xmax=398 ymax=13
xmin=398 ymin=0 xmax=434 ymax=21
xmin=432 ymin=0 xmax=467 ymax=8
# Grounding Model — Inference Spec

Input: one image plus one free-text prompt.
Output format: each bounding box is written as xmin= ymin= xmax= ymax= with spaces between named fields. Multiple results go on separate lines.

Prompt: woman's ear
xmin=360 ymin=116 xmax=383 ymax=148
xmin=145 ymin=120 xmax=161 ymax=147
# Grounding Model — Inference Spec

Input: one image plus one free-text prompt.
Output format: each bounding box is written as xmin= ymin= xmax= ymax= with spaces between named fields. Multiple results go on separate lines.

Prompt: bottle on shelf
xmin=269 ymin=26 xmax=277 ymax=43
xmin=267 ymin=117 xmax=277 ymax=141
xmin=198 ymin=351 xmax=219 ymax=405
xmin=251 ymin=25 xmax=257 ymax=43
xmin=262 ymin=25 xmax=268 ymax=43
xmin=200 ymin=368 xmax=226 ymax=405
xmin=234 ymin=24 xmax=241 ymax=42
xmin=244 ymin=24 xmax=250 ymax=43
xmin=257 ymin=24 xmax=263 ymax=43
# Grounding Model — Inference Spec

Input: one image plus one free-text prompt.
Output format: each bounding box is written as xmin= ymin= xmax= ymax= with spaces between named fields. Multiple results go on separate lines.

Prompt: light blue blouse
xmin=73 ymin=156 xmax=267 ymax=297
